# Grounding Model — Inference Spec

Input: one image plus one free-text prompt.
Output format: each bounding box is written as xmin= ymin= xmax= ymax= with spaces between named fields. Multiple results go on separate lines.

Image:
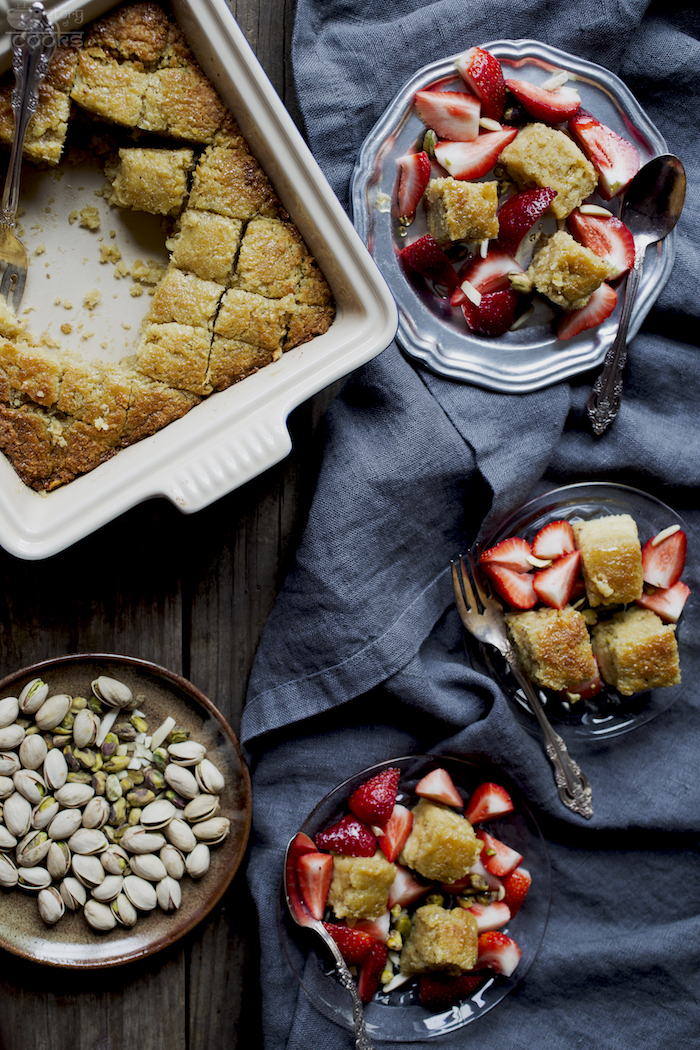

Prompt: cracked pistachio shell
xmin=19 ymin=734 xmax=48 ymax=771
xmin=183 ymin=794 xmax=220 ymax=824
xmin=163 ymin=764 xmax=199 ymax=800
xmin=48 ymin=808 xmax=83 ymax=841
xmin=112 ymin=892 xmax=138 ymax=927
xmin=119 ymin=826 xmax=166 ymax=855
xmin=67 ymin=828 xmax=108 ymax=856
xmin=192 ymin=817 xmax=230 ymax=846
xmin=92 ymin=677 xmax=133 ymax=710
xmin=159 ymin=844 xmax=185 ymax=880
xmin=17 ymin=866 xmax=51 ymax=891
xmin=140 ymin=799 xmax=176 ymax=831
xmin=0 ymin=696 xmax=19 ymax=728
xmin=81 ymin=796 xmax=110 ymax=829
xmin=164 ymin=818 xmax=197 ymax=853
xmin=60 ymin=876 xmax=87 ymax=911
xmin=167 ymin=741 xmax=206 ymax=767
xmin=194 ymin=758 xmax=225 ymax=795
xmin=0 ymin=724 xmax=25 ymax=750
xmin=185 ymin=843 xmax=210 ymax=879
xmin=0 ymin=826 xmax=18 ymax=850
xmin=18 ymin=679 xmax=49 ymax=715
xmin=84 ymin=899 xmax=117 ymax=931
xmin=16 ymin=829 xmax=51 ymax=867
xmin=0 ymin=852 xmax=18 ymax=887
xmin=91 ymin=873 xmax=124 ymax=902
xmin=0 ymin=752 xmax=21 ymax=777
xmin=129 ymin=853 xmax=168 ymax=882
xmin=31 ymin=796 xmax=59 ymax=830
xmin=156 ymin=875 xmax=182 ymax=912
xmin=123 ymin=874 xmax=157 ymax=911
xmin=38 ymin=886 xmax=65 ymax=925
xmin=47 ymin=840 xmax=71 ymax=880
xmin=4 ymin=791 xmax=32 ymax=837
xmin=72 ymin=709 xmax=100 ymax=749
xmin=101 ymin=844 xmax=129 ymax=875
xmin=72 ymin=853 xmax=105 ymax=889
xmin=35 ymin=694 xmax=73 ymax=732
xmin=0 ymin=775 xmax=14 ymax=800
xmin=54 ymin=783 xmax=95 ymax=808
xmin=13 ymin=768 xmax=46 ymax=806
xmin=43 ymin=749 xmax=68 ymax=791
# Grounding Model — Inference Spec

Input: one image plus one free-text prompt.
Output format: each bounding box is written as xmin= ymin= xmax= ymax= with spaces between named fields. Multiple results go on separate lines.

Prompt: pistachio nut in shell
xmin=47 ymin=840 xmax=71 ymax=880
xmin=72 ymin=708 xmax=100 ymax=749
xmin=0 ymin=775 xmax=14 ymax=800
xmin=54 ymin=783 xmax=95 ymax=807
xmin=112 ymin=892 xmax=138 ymax=927
xmin=140 ymin=799 xmax=176 ymax=831
xmin=0 ymin=826 xmax=18 ymax=851
xmin=91 ymin=873 xmax=124 ymax=902
xmin=119 ymin=826 xmax=166 ymax=855
xmin=167 ymin=741 xmax=206 ymax=767
xmin=185 ymin=842 xmax=210 ymax=879
xmin=84 ymin=899 xmax=118 ymax=931
xmin=38 ymin=886 xmax=65 ymax=925
xmin=13 ymin=768 xmax=46 ymax=806
xmin=164 ymin=818 xmax=197 ymax=853
xmin=59 ymin=876 xmax=87 ymax=911
xmin=159 ymin=843 xmax=185 ymax=880
xmin=31 ymin=796 xmax=60 ymax=830
xmin=193 ymin=817 xmax=230 ymax=846
xmin=195 ymin=758 xmax=225 ymax=795
xmin=16 ymin=829 xmax=51 ymax=867
xmin=163 ymin=763 xmax=199 ymax=800
xmin=35 ymin=694 xmax=72 ymax=732
xmin=71 ymin=852 xmax=105 ymax=889
xmin=18 ymin=679 xmax=49 ymax=715
xmin=4 ymin=791 xmax=32 ymax=837
xmin=123 ymin=874 xmax=157 ymax=911
xmin=81 ymin=796 xmax=110 ymax=829
xmin=156 ymin=875 xmax=182 ymax=912
xmin=183 ymin=794 xmax=220 ymax=824
xmin=0 ymin=724 xmax=26 ymax=750
xmin=67 ymin=828 xmax=108 ymax=855
xmin=129 ymin=853 xmax=168 ymax=882
xmin=0 ymin=752 xmax=21 ymax=777
xmin=18 ymin=733 xmax=48 ymax=771
xmin=48 ymin=808 xmax=84 ymax=841
xmin=43 ymin=748 xmax=68 ymax=791
xmin=17 ymin=865 xmax=52 ymax=891
xmin=92 ymin=676 xmax=133 ymax=709
xmin=101 ymin=843 xmax=129 ymax=875
xmin=0 ymin=696 xmax=19 ymax=728
xmin=0 ymin=852 xmax=18 ymax=888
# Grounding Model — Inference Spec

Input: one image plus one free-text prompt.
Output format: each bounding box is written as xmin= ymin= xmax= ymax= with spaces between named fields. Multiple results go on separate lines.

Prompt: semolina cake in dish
xmin=499 ymin=122 xmax=598 ymax=220
xmin=0 ymin=1 xmax=335 ymax=492
xmin=527 ymin=230 xmax=612 ymax=312
xmin=591 ymin=606 xmax=680 ymax=696
xmin=327 ymin=851 xmax=397 ymax=921
xmin=505 ymin=605 xmax=597 ymax=692
xmin=399 ymin=799 xmax=482 ymax=884
xmin=424 ymin=177 xmax=499 ymax=245
xmin=400 ymin=904 xmax=479 ymax=977
xmin=572 ymin=514 xmax=644 ymax=607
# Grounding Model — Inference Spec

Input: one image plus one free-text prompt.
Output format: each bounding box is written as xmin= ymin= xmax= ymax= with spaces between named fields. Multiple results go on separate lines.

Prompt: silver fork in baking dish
xmin=0 ymin=3 xmax=56 ymax=311
xmin=451 ymin=552 xmax=593 ymax=819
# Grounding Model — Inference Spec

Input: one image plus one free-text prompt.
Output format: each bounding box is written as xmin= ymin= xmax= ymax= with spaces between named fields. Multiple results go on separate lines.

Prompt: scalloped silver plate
xmin=351 ymin=40 xmax=673 ymax=392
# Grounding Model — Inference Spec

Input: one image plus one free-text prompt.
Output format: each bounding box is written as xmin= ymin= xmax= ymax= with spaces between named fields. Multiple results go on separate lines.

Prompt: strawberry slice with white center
xmin=568 ymin=110 xmax=640 ymax=198
xmin=468 ymin=900 xmax=512 ymax=932
xmin=455 ymin=46 xmax=506 ymax=121
xmin=379 ymin=803 xmax=413 ymax=862
xmin=557 ymin=282 xmax=617 ymax=341
xmin=476 ymin=828 xmax=523 ymax=877
xmin=296 ymin=851 xmax=333 ymax=920
xmin=641 ymin=528 xmax=687 ymax=588
xmin=462 ymin=288 xmax=520 ymax=337
xmin=568 ymin=209 xmax=635 ymax=277
xmin=401 ymin=234 xmax=459 ymax=293
xmin=482 ymin=563 xmax=537 ymax=609
xmin=450 ymin=247 xmax=523 ymax=306
xmin=388 ymin=864 xmax=430 ymax=908
xmin=480 ymin=535 xmax=533 ymax=573
xmin=434 ymin=126 xmax=518 ymax=180
xmin=532 ymin=549 xmax=582 ymax=609
xmin=285 ymin=832 xmax=319 ymax=925
xmin=477 ymin=931 xmax=522 ymax=976
xmin=415 ymin=767 xmax=463 ymax=807
xmin=355 ymin=910 xmax=391 ymax=943
xmin=531 ymin=519 xmax=575 ymax=560
xmin=497 ymin=186 xmax=557 ymax=258
xmin=396 ymin=150 xmax=431 ymax=220
xmin=636 ymin=580 xmax=691 ymax=623
xmin=505 ymin=78 xmax=581 ymax=121
xmin=414 ymin=89 xmax=481 ymax=141
xmin=465 ymin=781 xmax=514 ymax=824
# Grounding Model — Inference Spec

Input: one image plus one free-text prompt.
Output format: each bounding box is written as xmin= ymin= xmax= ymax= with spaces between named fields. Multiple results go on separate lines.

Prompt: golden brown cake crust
xmin=327 ymin=851 xmax=397 ymax=921
xmin=399 ymin=799 xmax=482 ymax=883
xmin=592 ymin=607 xmax=680 ymax=696
xmin=499 ymin=123 xmax=598 ymax=220
xmin=505 ymin=605 xmax=597 ymax=691
xmin=572 ymin=514 xmax=644 ymax=607
xmin=425 ymin=177 xmax=499 ymax=245
xmin=400 ymin=904 xmax=479 ymax=977
xmin=527 ymin=231 xmax=612 ymax=312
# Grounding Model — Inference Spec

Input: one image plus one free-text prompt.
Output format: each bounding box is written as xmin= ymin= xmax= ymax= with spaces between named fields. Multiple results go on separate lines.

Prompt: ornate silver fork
xmin=451 ymin=552 xmax=593 ymax=819
xmin=0 ymin=3 xmax=56 ymax=311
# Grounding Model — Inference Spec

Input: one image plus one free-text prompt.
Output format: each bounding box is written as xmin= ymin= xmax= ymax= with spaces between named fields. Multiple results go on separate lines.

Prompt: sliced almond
xmin=541 ymin=70 xmax=570 ymax=90
xmin=479 ymin=116 xmax=503 ymax=132
xmin=651 ymin=524 xmax=681 ymax=546
xmin=578 ymin=203 xmax=614 ymax=217
xmin=461 ymin=279 xmax=482 ymax=307
xmin=526 ymin=554 xmax=552 ymax=568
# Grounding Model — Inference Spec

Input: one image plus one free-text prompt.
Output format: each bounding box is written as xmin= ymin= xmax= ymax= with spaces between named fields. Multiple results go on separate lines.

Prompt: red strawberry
xmin=462 ymin=288 xmax=520 ymax=337
xmin=501 ymin=866 xmax=531 ymax=918
xmin=323 ymin=922 xmax=375 ymax=964
xmin=467 ymin=900 xmax=511 ymax=932
xmin=532 ymin=549 xmax=582 ymax=609
xmin=505 ymin=78 xmax=581 ymax=121
xmin=497 ymin=186 xmax=558 ymax=257
xmin=531 ymin=519 xmax=575 ymax=560
xmin=641 ymin=528 xmax=687 ymax=588
xmin=434 ymin=127 xmax=518 ymax=180
xmin=568 ymin=111 xmax=640 ymax=199
xmin=285 ymin=832 xmax=319 ymax=925
xmin=468 ymin=856 xmax=505 ymax=893
xmin=465 ymin=782 xmax=514 ymax=824
xmin=297 ymin=851 xmax=333 ymax=920
xmin=388 ymin=864 xmax=430 ymax=908
xmin=450 ymin=246 xmax=523 ymax=306
xmin=568 ymin=209 xmax=635 ymax=277
xmin=482 ymin=564 xmax=537 ymax=610
xmin=355 ymin=910 xmax=391 ymax=943
xmin=636 ymin=580 xmax=690 ymax=623
xmin=476 ymin=930 xmax=522 ymax=976
xmin=379 ymin=803 xmax=413 ymax=862
xmin=396 ymin=151 xmax=431 ymax=219
xmin=349 ymin=767 xmax=401 ymax=830
xmin=418 ymin=972 xmax=485 ymax=1009
xmin=357 ymin=940 xmax=388 ymax=1002
xmin=480 ymin=535 xmax=533 ymax=573
xmin=315 ymin=814 xmax=377 ymax=857
xmin=563 ymin=660 xmax=603 ymax=701
xmin=401 ymin=234 xmax=459 ymax=293
xmin=557 ymin=282 xmax=617 ymax=341
xmin=476 ymin=828 xmax=523 ymax=877
xmin=415 ymin=767 xmax=463 ymax=807
xmin=414 ymin=89 xmax=481 ymax=141
xmin=455 ymin=46 xmax=506 ymax=121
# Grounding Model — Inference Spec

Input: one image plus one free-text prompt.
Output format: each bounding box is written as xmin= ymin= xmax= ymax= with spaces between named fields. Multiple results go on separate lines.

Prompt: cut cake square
xmin=591 ymin=606 xmax=680 ymax=695
xmin=505 ymin=605 xmax=597 ymax=692
xmin=424 ymin=177 xmax=499 ymax=245
xmin=400 ymin=903 xmax=478 ymax=976
xmin=572 ymin=514 xmax=643 ymax=607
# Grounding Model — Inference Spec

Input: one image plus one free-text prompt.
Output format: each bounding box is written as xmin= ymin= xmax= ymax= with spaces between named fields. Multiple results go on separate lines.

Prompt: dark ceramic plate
xmin=0 ymin=653 xmax=251 ymax=967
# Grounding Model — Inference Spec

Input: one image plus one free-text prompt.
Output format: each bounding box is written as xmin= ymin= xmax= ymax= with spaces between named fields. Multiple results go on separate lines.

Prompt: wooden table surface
xmin=0 ymin=1 xmax=332 ymax=1046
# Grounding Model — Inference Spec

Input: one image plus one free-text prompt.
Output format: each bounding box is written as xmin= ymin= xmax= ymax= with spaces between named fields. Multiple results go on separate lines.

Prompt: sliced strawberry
xmin=388 ymin=864 xmax=430 ymax=908
xmin=450 ymin=246 xmax=523 ymax=306
xmin=465 ymin=782 xmax=514 ymax=825
xmin=379 ymin=803 xmax=413 ymax=862
xmin=468 ymin=856 xmax=504 ymax=894
xmin=482 ymin=563 xmax=537 ymax=610
xmin=476 ymin=828 xmax=523 ymax=877
xmin=357 ymin=940 xmax=388 ymax=1003
xmin=297 ymin=851 xmax=333 ymax=920
xmin=505 ymin=78 xmax=581 ymax=121
xmin=480 ymin=535 xmax=533 ymax=573
xmin=414 ymin=89 xmax=481 ymax=141
xmin=462 ymin=288 xmax=520 ymax=337
xmin=434 ymin=127 xmax=518 ymax=180
xmin=467 ymin=900 xmax=512 ymax=932
xmin=349 ymin=767 xmax=401 ymax=830
xmin=501 ymin=866 xmax=531 ymax=918
xmin=497 ymin=186 xmax=558 ymax=257
xmin=531 ymin=519 xmax=575 ymax=560
xmin=285 ymin=832 xmax=319 ymax=925
xmin=641 ymin=528 xmax=687 ymax=588
xmin=401 ymin=234 xmax=459 ymax=293
xmin=355 ymin=910 xmax=391 ymax=943
xmin=568 ymin=110 xmax=640 ymax=199
xmin=315 ymin=814 xmax=377 ymax=857
xmin=636 ymin=580 xmax=690 ymax=623
xmin=568 ymin=209 xmax=635 ymax=278
xmin=557 ymin=282 xmax=617 ymax=341
xmin=418 ymin=971 xmax=486 ymax=1009
xmin=323 ymin=922 xmax=375 ymax=964
xmin=532 ymin=549 xmax=582 ymax=609
xmin=396 ymin=151 xmax=431 ymax=220
xmin=563 ymin=660 xmax=603 ymax=701
xmin=415 ymin=767 xmax=463 ymax=807
xmin=454 ymin=46 xmax=506 ymax=121
xmin=476 ymin=930 xmax=522 ymax=977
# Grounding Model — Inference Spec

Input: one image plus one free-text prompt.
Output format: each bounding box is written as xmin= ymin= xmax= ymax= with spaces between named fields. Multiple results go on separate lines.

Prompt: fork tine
xmin=0 ymin=264 xmax=25 ymax=312
xmin=451 ymin=556 xmax=477 ymax=622
xmin=466 ymin=550 xmax=491 ymax=607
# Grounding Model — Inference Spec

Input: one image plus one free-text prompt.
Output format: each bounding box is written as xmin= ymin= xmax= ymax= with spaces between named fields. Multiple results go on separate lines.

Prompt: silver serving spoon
xmin=587 ymin=154 xmax=686 ymax=435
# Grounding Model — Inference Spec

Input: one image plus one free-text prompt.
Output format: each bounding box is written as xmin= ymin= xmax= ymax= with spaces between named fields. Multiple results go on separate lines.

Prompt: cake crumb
xmin=64 ymin=301 xmax=73 ymax=310
xmin=114 ymin=260 xmax=129 ymax=279
xmin=68 ymin=210 xmax=78 ymax=225
xmin=79 ymin=206 xmax=100 ymax=230
xmin=131 ymin=258 xmax=166 ymax=285
xmin=100 ymin=244 xmax=122 ymax=265
xmin=129 ymin=284 xmax=144 ymax=297
xmin=34 ymin=244 xmax=46 ymax=256
xmin=54 ymin=297 xmax=62 ymax=306
xmin=122 ymin=321 xmax=131 ymax=330
xmin=60 ymin=323 xmax=72 ymax=335
xmin=83 ymin=289 xmax=100 ymax=310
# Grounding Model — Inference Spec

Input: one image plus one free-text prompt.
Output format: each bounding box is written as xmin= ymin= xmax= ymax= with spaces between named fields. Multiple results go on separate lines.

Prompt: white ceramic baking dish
xmin=0 ymin=0 xmax=397 ymax=559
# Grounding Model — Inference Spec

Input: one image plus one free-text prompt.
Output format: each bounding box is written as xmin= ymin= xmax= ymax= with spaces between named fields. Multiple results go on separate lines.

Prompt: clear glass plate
xmin=279 ymin=755 xmax=551 ymax=1041
xmin=475 ymin=483 xmax=698 ymax=739
xmin=351 ymin=40 xmax=673 ymax=392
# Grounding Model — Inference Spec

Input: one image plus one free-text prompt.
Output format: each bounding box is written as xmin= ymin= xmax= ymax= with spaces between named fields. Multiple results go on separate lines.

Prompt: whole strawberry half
xmin=451 ymin=246 xmax=523 ymax=307
xmin=414 ymin=89 xmax=481 ymax=142
xmin=401 ymin=234 xmax=459 ymax=293
xmin=641 ymin=528 xmax=687 ymax=589
xmin=568 ymin=110 xmax=640 ymax=198
xmin=455 ymin=46 xmax=506 ymax=121
xmin=349 ymin=766 xmax=401 ymax=829
xmin=396 ymin=150 xmax=431 ymax=220
xmin=482 ymin=563 xmax=537 ymax=609
xmin=636 ymin=580 xmax=690 ymax=623
xmin=388 ymin=864 xmax=431 ymax=909
xmin=531 ymin=519 xmax=575 ymax=560
xmin=568 ymin=209 xmax=635 ymax=277
xmin=323 ymin=922 xmax=375 ymax=964
xmin=462 ymin=288 xmax=520 ymax=337
xmin=475 ymin=828 xmax=523 ymax=877
xmin=467 ymin=900 xmax=512 ymax=932
xmin=505 ymin=78 xmax=581 ymax=122
xmin=476 ymin=930 xmax=522 ymax=976
xmin=357 ymin=940 xmax=388 ymax=1002
xmin=464 ymin=781 xmax=514 ymax=824
xmin=532 ymin=549 xmax=582 ymax=609
xmin=501 ymin=866 xmax=531 ymax=918
xmin=379 ymin=803 xmax=413 ymax=862
xmin=315 ymin=814 xmax=377 ymax=857
xmin=415 ymin=766 xmax=462 ymax=807
xmin=434 ymin=127 xmax=517 ymax=180
xmin=497 ymin=186 xmax=558 ymax=258
xmin=557 ymin=282 xmax=617 ymax=341
xmin=296 ymin=851 xmax=333 ymax=919
xmin=480 ymin=535 xmax=533 ymax=573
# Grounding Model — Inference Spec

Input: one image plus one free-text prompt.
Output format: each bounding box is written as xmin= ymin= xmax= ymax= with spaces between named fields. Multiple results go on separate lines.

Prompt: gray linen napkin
xmin=242 ymin=1 xmax=700 ymax=1046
